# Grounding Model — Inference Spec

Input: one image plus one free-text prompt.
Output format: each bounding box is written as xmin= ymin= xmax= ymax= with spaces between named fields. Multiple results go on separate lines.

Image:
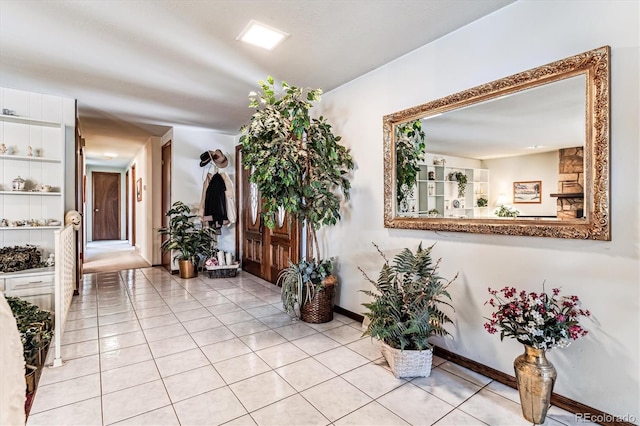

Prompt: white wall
xmin=317 ymin=0 xmax=638 ymax=418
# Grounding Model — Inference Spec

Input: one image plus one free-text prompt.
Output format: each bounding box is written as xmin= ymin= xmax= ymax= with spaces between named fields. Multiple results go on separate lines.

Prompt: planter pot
xmin=178 ymin=260 xmax=197 ymax=278
xmin=25 ymin=364 xmax=37 ymax=394
xmin=514 ymin=345 xmax=557 ymax=424
xmin=300 ymin=275 xmax=336 ymax=324
xmin=380 ymin=341 xmax=433 ymax=379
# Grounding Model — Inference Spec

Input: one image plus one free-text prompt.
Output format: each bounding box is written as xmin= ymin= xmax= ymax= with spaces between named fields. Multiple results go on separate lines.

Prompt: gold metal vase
xmin=514 ymin=345 xmax=557 ymax=424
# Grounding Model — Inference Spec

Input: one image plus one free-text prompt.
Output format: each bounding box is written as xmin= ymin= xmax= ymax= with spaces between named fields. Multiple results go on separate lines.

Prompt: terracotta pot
xmin=178 ymin=260 xmax=197 ymax=278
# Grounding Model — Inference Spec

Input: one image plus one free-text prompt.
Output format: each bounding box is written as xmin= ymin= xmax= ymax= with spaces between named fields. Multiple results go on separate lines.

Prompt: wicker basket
xmin=206 ymin=264 xmax=239 ymax=278
xmin=300 ymin=275 xmax=337 ymax=324
xmin=380 ymin=341 xmax=433 ymax=378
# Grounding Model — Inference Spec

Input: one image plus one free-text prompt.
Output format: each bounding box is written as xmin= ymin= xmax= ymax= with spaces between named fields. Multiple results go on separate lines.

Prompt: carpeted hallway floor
xmin=83 ymin=240 xmax=150 ymax=274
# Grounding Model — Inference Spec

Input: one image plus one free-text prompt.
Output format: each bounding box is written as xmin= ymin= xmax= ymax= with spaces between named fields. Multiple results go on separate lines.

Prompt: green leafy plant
xmin=158 ymin=201 xmax=218 ymax=265
xmin=240 ymin=76 xmax=354 ymax=316
xmin=448 ymin=171 xmax=468 ymax=198
xmin=359 ymin=243 xmax=457 ymax=351
xmin=477 ymin=197 xmax=488 ymax=207
xmin=427 ymin=208 xmax=440 ymax=217
xmin=496 ymin=205 xmax=520 ymax=218
xmin=6 ymin=296 xmax=53 ymax=365
xmin=395 ymin=120 xmax=426 ymax=205
xmin=278 ymin=258 xmax=333 ymax=317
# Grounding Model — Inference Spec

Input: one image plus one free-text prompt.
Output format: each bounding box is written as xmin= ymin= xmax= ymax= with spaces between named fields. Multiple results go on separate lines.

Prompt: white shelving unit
xmin=0 ymin=104 xmax=66 ymax=310
xmin=406 ymin=164 xmax=489 ymax=219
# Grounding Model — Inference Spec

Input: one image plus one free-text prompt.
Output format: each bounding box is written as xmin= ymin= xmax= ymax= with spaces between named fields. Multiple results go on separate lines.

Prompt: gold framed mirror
xmin=383 ymin=46 xmax=610 ymax=240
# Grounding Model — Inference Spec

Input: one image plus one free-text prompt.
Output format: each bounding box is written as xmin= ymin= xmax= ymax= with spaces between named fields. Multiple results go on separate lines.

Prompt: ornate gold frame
xmin=383 ymin=46 xmax=610 ymax=240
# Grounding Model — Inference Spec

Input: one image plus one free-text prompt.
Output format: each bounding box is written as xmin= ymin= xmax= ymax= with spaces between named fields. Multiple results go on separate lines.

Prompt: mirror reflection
xmin=397 ymin=75 xmax=586 ymax=221
xmin=383 ymin=46 xmax=610 ymax=240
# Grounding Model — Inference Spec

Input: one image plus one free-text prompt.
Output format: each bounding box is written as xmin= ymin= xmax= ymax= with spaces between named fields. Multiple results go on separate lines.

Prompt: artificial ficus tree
xmin=239 ymin=76 xmax=354 ymax=260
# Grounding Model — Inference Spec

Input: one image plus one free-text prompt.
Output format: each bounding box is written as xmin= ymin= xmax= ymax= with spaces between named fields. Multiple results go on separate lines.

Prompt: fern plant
xmin=360 ymin=243 xmax=457 ymax=351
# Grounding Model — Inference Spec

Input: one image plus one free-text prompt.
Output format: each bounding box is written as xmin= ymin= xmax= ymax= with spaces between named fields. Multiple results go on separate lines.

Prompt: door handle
xmin=259 ymin=216 xmax=264 ymax=233
xmin=95 ymin=208 xmax=99 ymax=212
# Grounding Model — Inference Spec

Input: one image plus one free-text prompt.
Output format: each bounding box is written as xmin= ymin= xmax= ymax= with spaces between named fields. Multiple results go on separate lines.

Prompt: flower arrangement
xmin=484 ymin=286 xmax=591 ymax=350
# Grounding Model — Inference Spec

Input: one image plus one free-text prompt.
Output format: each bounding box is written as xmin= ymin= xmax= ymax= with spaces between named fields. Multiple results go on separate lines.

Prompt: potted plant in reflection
xmin=395 ymin=119 xmax=426 ymax=211
xmin=240 ymin=76 xmax=354 ymax=323
xmin=159 ymin=201 xmax=218 ymax=278
xmin=359 ymin=242 xmax=457 ymax=378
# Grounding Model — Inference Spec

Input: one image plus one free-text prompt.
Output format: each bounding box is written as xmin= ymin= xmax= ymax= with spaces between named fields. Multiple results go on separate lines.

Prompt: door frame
xmin=131 ymin=163 xmax=136 ymax=247
xmin=161 ymin=141 xmax=172 ymax=270
xmin=91 ymin=171 xmax=121 ymax=241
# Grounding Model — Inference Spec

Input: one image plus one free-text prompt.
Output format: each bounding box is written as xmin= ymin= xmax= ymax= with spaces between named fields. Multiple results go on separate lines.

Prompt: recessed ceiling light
xmin=236 ymin=19 xmax=289 ymax=50
xmin=104 ymin=153 xmax=118 ymax=160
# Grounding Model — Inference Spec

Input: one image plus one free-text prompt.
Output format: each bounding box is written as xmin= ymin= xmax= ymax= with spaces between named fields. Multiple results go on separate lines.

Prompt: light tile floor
xmin=27 ymin=268 xmax=590 ymax=426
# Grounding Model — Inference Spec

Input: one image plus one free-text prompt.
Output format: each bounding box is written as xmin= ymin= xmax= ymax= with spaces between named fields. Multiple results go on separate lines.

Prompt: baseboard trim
xmin=333 ymin=305 xmax=364 ymax=323
xmin=331 ymin=305 xmax=631 ymax=426
xmin=433 ymin=346 xmax=634 ymax=426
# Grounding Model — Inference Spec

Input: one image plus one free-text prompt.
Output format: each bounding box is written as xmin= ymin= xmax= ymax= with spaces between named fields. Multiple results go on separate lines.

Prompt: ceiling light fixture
xmin=104 ymin=153 xmax=118 ymax=160
xmin=236 ymin=19 xmax=289 ymax=50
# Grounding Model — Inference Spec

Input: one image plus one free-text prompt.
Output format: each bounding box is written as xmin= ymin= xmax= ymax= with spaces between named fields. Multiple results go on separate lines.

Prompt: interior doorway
xmin=91 ymin=172 xmax=120 ymax=241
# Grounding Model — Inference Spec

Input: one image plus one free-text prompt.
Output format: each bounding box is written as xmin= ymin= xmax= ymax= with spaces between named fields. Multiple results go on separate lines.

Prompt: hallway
xmin=27 ymin=268 xmax=587 ymax=425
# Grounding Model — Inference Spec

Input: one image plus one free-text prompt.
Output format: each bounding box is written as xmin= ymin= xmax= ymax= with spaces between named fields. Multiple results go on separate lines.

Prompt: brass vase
xmin=514 ymin=345 xmax=557 ymax=424
xmin=178 ymin=259 xmax=197 ymax=278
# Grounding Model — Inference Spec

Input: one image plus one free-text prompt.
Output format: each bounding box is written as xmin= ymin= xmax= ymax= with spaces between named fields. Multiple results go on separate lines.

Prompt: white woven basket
xmin=380 ymin=342 xmax=433 ymax=378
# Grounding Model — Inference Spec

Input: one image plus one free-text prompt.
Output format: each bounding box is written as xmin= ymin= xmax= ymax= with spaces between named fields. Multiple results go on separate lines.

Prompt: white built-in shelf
xmin=0 ymin=114 xmax=61 ymax=127
xmin=0 ymin=226 xmax=61 ymax=230
xmin=0 ymin=191 xmax=61 ymax=196
xmin=0 ymin=154 xmax=61 ymax=163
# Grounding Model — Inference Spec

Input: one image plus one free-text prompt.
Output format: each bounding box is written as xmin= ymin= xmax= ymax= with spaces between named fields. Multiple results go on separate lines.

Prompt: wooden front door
xmin=238 ymin=147 xmax=300 ymax=284
xmin=92 ymin=172 xmax=120 ymax=240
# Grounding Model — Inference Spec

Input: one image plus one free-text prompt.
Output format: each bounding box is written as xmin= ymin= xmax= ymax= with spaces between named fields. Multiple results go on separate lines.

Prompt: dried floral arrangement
xmin=0 ymin=245 xmax=44 ymax=272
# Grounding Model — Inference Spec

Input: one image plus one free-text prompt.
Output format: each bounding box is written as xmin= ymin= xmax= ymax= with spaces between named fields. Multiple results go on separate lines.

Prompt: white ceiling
xmin=0 ymin=0 xmax=514 ymax=168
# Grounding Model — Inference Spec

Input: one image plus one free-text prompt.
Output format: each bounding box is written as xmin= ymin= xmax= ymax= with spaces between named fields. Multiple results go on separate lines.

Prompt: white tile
xmin=240 ymin=329 xmax=287 ymax=351
xmin=163 ymin=365 xmax=226 ymax=402
xmin=155 ymin=348 xmax=210 ymax=378
xmin=207 ymin=302 xmax=242 ymax=315
xmin=250 ymin=394 xmax=330 ymax=426
xmin=26 ymin=396 xmax=102 ymax=426
xmin=61 ymin=327 xmax=98 ymax=345
xmin=173 ymin=387 xmax=247 ymax=426
xmin=255 ymin=342 xmax=309 ymax=368
xmin=292 ymin=333 xmax=342 ymax=355
xmin=135 ymin=305 xmax=173 ymax=319
xmin=305 ymin=319 xmax=345 ymax=332
xmin=221 ymin=415 xmax=257 ymax=426
xmin=143 ymin=322 xmax=187 ymax=342
xmin=101 ymin=359 xmax=160 ymax=394
xmin=342 ymin=363 xmax=407 ymax=398
xmin=191 ymin=325 xmax=236 ymax=346
xmin=101 ymin=344 xmax=153 ymax=371
xmin=227 ymin=319 xmax=270 ymax=337
xmin=274 ymin=322 xmax=317 ymax=340
xmin=245 ymin=304 xmax=282 ymax=318
xmin=102 ymin=380 xmax=171 ymax=425
xmin=314 ymin=346 xmax=369 ymax=374
xmin=438 ymin=361 xmax=493 ymax=387
xmin=100 ymin=331 xmax=147 ymax=353
xmin=98 ymin=311 xmax=138 ymax=326
xmin=322 ymin=324 xmax=363 ymax=345
xmin=275 ymin=357 xmax=337 ymax=392
xmin=181 ymin=315 xmax=223 ymax=333
xmin=484 ymin=380 xmax=520 ymax=403
xmin=377 ymin=383 xmax=455 ymax=425
xmin=230 ymin=371 xmax=297 ymax=411
xmin=65 ymin=317 xmax=98 ymax=331
xmin=174 ymin=307 xmax=211 ymax=322
xmin=200 ymin=338 xmax=252 ymax=363
xmin=214 ymin=353 xmax=272 ymax=384
xmin=148 ymin=334 xmax=197 ymax=358
xmin=30 ymin=373 xmax=101 ymax=414
xmin=412 ymin=367 xmax=483 ymax=405
xmin=346 ymin=338 xmax=383 ymax=361
xmin=217 ymin=310 xmax=256 ymax=325
xmin=38 ymin=354 xmax=100 ymax=386
xmin=60 ymin=340 xmax=100 ymax=360
xmin=259 ymin=313 xmax=296 ymax=328
xmin=546 ymin=405 xmax=598 ymax=425
xmin=138 ymin=313 xmax=179 ymax=330
xmin=111 ymin=405 xmax=180 ymax=425
xmin=433 ymin=409 xmax=487 ymax=425
xmin=301 ymin=377 xmax=372 ymax=422
xmin=99 ymin=319 xmax=141 ymax=338
xmin=334 ymin=401 xmax=410 ymax=426
xmin=456 ymin=388 xmax=533 ymax=425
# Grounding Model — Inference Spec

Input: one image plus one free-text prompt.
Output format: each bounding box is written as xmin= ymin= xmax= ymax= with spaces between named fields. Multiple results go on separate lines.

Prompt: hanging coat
xmin=204 ymin=173 xmax=227 ymax=228
xmin=220 ymin=172 xmax=236 ymax=225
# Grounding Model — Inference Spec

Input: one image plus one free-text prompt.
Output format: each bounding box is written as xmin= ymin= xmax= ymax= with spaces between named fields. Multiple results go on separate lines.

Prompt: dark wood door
xmin=161 ymin=141 xmax=172 ymax=270
xmin=92 ymin=172 xmax=120 ymax=240
xmin=238 ymin=148 xmax=300 ymax=283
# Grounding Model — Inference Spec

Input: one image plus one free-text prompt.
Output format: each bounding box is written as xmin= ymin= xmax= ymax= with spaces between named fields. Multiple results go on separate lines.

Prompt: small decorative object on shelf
xmin=12 ymin=176 xmax=26 ymax=191
xmin=0 ymin=143 xmax=6 ymax=154
xmin=477 ymin=197 xmax=488 ymax=207
xmin=484 ymin=285 xmax=591 ymax=424
xmin=360 ymin=242 xmax=457 ymax=378
xmin=427 ymin=209 xmax=439 ymax=217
